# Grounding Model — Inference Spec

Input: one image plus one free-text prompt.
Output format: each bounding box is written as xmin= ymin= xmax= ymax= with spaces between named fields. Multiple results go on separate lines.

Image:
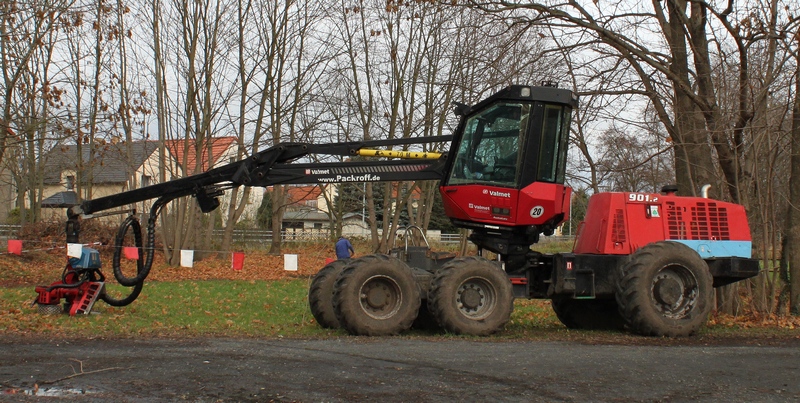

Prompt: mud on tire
xmin=427 ymin=256 xmax=514 ymax=336
xmin=332 ymin=254 xmax=421 ymax=336
xmin=615 ymin=241 xmax=713 ymax=337
xmin=308 ymin=259 xmax=349 ymax=329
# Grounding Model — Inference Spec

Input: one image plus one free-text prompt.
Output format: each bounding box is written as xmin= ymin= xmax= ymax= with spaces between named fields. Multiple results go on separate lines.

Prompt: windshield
xmin=448 ymin=102 xmax=531 ymax=187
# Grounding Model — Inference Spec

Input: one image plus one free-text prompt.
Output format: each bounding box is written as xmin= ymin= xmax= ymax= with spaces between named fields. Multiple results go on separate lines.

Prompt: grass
xmin=2 ymin=279 xmax=561 ymax=339
xmin=2 ymin=280 xmax=331 ymax=338
xmin=534 ymin=239 xmax=575 ymax=254
xmin=4 ymin=278 xmax=798 ymax=342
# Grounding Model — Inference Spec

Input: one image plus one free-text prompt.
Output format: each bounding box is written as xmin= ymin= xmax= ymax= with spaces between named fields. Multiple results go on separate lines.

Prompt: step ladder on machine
xmin=70 ymin=282 xmax=105 ymax=315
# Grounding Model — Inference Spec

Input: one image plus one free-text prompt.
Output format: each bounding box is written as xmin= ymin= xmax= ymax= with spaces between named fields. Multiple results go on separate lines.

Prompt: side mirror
xmin=453 ymin=102 xmax=470 ymax=117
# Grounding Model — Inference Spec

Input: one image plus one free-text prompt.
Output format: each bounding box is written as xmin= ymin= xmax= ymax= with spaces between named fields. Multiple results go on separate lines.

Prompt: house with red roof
xmin=165 ymin=136 xmax=238 ymax=175
xmin=285 ymin=185 xmax=324 ymax=210
xmin=277 ymin=184 xmax=330 ymax=234
xmin=279 ymin=184 xmax=368 ymax=237
xmin=41 ymin=140 xmax=173 ymax=219
xmin=39 ymin=136 xmax=263 ymax=226
xmin=164 ymin=136 xmax=263 ymax=225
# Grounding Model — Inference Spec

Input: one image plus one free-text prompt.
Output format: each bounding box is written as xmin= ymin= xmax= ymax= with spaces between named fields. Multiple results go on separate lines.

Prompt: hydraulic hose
xmin=111 ymin=198 xmax=168 ymax=287
xmin=100 ymin=274 xmax=143 ymax=307
xmin=111 ymin=215 xmax=145 ymax=286
xmin=103 ymin=215 xmax=144 ymax=306
xmin=103 ymin=198 xmax=169 ymax=307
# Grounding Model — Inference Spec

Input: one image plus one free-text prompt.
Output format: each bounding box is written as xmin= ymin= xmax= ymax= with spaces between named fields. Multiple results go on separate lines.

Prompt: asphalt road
xmin=1 ymin=337 xmax=799 ymax=402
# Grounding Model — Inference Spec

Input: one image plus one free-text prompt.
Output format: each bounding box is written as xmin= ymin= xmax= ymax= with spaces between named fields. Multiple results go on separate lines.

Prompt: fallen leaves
xmin=0 ymin=244 xmax=334 ymax=288
xmin=709 ymin=311 xmax=800 ymax=330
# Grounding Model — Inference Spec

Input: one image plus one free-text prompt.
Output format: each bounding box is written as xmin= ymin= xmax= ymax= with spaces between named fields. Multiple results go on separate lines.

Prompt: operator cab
xmin=440 ymin=84 xmax=578 ymax=254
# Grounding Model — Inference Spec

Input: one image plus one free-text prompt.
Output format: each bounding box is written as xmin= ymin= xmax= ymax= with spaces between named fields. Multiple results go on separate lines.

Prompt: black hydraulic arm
xmin=69 ymin=136 xmax=452 ymax=218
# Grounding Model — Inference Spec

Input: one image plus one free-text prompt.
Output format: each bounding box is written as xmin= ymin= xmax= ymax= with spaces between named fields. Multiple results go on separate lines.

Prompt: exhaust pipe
xmin=701 ymin=184 xmax=711 ymax=198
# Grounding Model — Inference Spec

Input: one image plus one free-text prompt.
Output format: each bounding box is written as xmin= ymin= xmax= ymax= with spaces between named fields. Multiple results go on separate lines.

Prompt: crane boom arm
xmin=69 ymin=136 xmax=452 ymax=218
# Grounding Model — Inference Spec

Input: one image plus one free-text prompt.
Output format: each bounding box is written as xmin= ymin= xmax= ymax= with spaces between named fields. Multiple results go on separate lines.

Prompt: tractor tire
xmin=308 ymin=259 xmax=348 ymax=329
xmin=332 ymin=254 xmax=421 ymax=336
xmin=427 ymin=256 xmax=514 ymax=336
xmin=615 ymin=241 xmax=714 ymax=337
xmin=550 ymin=297 xmax=624 ymax=331
xmin=37 ymin=303 xmax=63 ymax=315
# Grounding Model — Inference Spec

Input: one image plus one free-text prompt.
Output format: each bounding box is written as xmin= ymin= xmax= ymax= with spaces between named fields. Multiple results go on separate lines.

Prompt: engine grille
xmin=611 ymin=208 xmax=627 ymax=244
xmin=666 ymin=201 xmax=730 ymax=240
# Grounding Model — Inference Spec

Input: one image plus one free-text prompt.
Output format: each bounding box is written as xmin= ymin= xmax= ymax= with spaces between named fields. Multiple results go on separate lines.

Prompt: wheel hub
xmin=651 ymin=265 xmax=699 ymax=319
xmin=359 ymin=275 xmax=402 ymax=320
xmin=653 ymin=277 xmax=682 ymax=306
xmin=459 ymin=286 xmax=484 ymax=311
xmin=365 ymin=285 xmax=390 ymax=309
xmin=455 ymin=277 xmax=497 ymax=319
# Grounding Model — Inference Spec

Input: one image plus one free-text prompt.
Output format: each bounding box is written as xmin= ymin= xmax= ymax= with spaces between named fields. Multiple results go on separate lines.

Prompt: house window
xmin=141 ymin=175 xmax=151 ymax=188
xmin=65 ymin=175 xmax=75 ymax=190
xmin=306 ymin=199 xmax=317 ymax=208
xmin=314 ymin=223 xmax=322 ymax=230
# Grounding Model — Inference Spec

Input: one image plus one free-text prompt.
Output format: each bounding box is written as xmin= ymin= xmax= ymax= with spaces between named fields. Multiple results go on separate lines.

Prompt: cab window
xmin=448 ymin=102 xmax=531 ymax=188
xmin=538 ymin=105 xmax=570 ymax=183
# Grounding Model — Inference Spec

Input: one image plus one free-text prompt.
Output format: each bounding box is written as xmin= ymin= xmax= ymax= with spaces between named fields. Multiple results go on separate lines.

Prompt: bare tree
xmin=595 ymin=126 xmax=674 ymax=193
xmin=141 ymin=0 xmax=237 ymax=265
xmin=0 ymin=0 xmax=75 ymax=222
xmin=787 ymin=33 xmax=800 ymax=314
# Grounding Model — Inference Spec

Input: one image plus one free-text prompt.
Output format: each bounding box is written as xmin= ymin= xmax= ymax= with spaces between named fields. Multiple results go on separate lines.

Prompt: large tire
xmin=427 ymin=256 xmax=514 ymax=336
xmin=616 ymin=241 xmax=714 ymax=337
xmin=308 ymin=260 xmax=348 ymax=329
xmin=333 ymin=254 xmax=421 ymax=336
xmin=551 ymin=297 xmax=624 ymax=331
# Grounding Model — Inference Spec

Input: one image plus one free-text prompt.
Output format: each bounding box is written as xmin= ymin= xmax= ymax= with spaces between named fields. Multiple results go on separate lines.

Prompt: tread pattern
xmin=308 ymin=260 xmax=348 ymax=328
xmin=615 ymin=241 xmax=713 ymax=337
xmin=427 ymin=256 xmax=514 ymax=336
xmin=332 ymin=254 xmax=420 ymax=336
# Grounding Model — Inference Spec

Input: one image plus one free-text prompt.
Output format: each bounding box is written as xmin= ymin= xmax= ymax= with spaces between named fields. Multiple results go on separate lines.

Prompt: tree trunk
xmin=367 ymin=182 xmax=380 ymax=252
xmin=777 ymin=235 xmax=790 ymax=315
xmin=268 ymin=185 xmax=286 ymax=255
xmin=789 ymin=48 xmax=800 ymax=315
xmin=459 ymin=228 xmax=470 ymax=256
xmin=661 ymin=0 xmax=717 ymax=198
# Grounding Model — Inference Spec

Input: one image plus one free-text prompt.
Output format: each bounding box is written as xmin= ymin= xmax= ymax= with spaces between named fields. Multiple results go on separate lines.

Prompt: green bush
xmin=5 ymin=207 xmax=28 ymax=225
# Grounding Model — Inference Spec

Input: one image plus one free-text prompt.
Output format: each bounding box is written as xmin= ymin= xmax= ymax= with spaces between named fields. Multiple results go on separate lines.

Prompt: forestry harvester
xmin=33 ymin=84 xmax=759 ymax=337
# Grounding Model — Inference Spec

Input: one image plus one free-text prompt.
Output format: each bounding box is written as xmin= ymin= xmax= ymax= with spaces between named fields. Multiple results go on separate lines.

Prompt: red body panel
xmin=516 ymin=183 xmax=571 ymax=227
xmin=440 ymin=182 xmax=570 ymax=227
xmin=34 ymin=263 xmax=104 ymax=316
xmin=573 ymin=192 xmax=752 ymax=255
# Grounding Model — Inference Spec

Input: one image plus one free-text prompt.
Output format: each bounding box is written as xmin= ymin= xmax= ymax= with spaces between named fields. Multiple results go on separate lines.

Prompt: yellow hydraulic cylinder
xmin=356 ymin=149 xmax=442 ymax=159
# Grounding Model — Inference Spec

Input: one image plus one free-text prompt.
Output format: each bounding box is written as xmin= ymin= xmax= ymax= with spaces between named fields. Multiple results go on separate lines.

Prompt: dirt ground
xmin=2 ymin=335 xmax=800 ymax=402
